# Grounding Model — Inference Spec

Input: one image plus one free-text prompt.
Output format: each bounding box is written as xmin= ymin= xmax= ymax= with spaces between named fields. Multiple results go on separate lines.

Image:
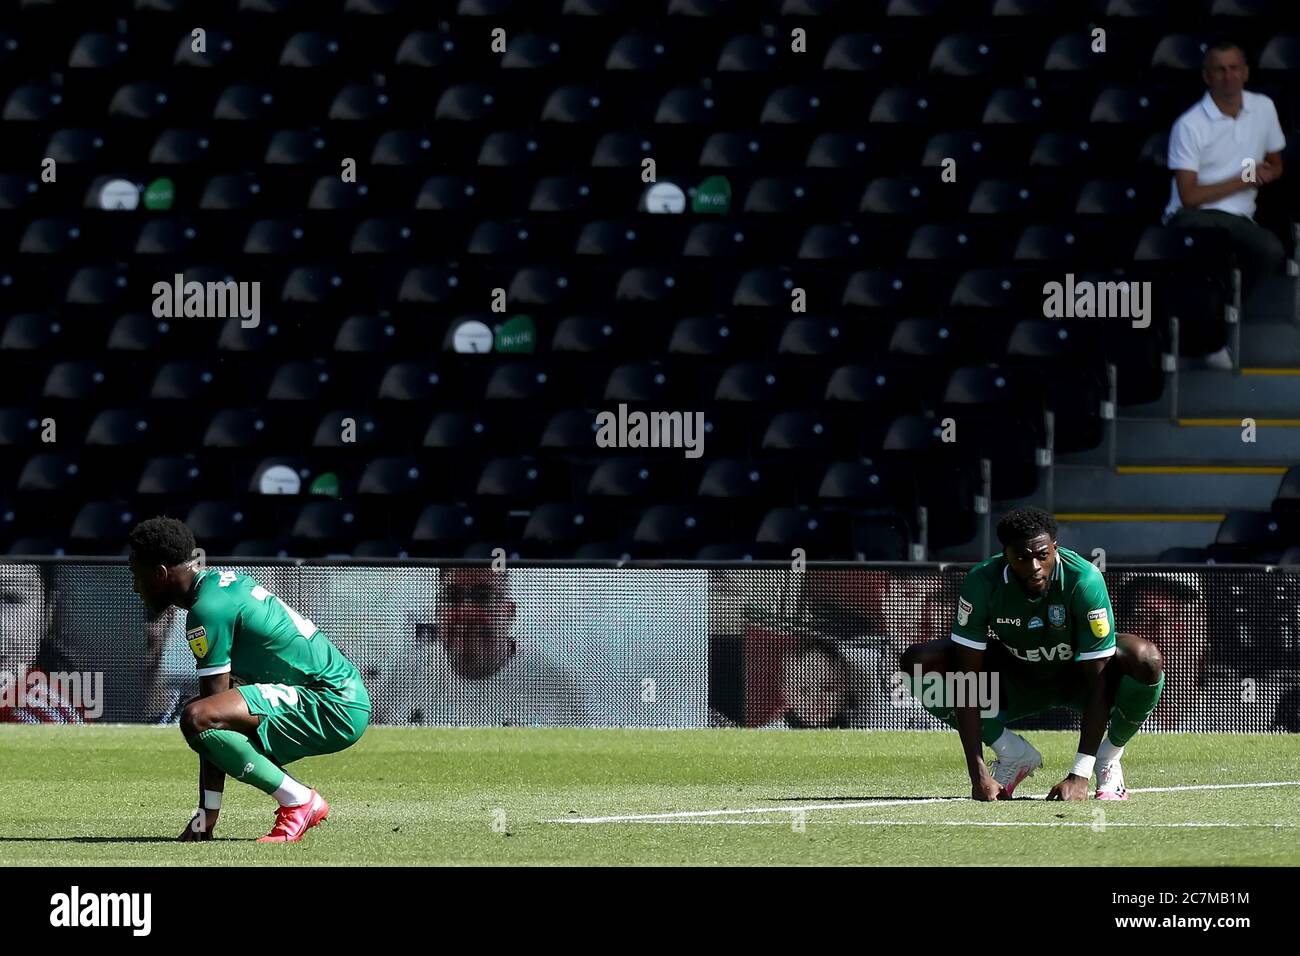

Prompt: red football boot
xmin=257 ymin=790 xmax=330 ymax=843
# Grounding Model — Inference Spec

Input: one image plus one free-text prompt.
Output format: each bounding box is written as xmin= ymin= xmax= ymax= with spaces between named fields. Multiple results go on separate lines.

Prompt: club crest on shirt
xmin=186 ymin=625 xmax=208 ymax=658
xmin=1048 ymin=604 xmax=1066 ymax=628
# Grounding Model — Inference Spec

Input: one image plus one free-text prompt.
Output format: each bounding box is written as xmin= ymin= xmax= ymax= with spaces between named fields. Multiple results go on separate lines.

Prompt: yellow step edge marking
xmin=1116 ymin=465 xmax=1287 ymax=474
xmin=1242 ymin=368 xmax=1300 ymax=376
xmin=1178 ymin=418 xmax=1300 ymax=426
xmin=1055 ymin=513 xmax=1225 ymax=522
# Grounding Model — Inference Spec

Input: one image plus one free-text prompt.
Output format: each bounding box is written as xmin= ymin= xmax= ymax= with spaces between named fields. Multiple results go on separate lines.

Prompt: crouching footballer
xmin=127 ymin=516 xmax=370 ymax=841
xmin=900 ymin=507 xmax=1165 ymax=801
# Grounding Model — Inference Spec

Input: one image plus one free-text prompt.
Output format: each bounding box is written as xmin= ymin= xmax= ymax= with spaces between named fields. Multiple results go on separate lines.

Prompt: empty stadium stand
xmin=2 ymin=0 xmax=1299 ymax=561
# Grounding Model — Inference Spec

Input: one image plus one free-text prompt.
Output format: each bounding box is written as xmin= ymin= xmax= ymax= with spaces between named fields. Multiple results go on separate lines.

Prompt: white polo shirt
xmin=1163 ymin=89 xmax=1286 ymax=222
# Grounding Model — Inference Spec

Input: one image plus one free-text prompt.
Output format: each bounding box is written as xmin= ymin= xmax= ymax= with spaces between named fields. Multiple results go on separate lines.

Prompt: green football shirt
xmin=949 ymin=546 xmax=1116 ymax=681
xmin=183 ymin=568 xmax=364 ymax=698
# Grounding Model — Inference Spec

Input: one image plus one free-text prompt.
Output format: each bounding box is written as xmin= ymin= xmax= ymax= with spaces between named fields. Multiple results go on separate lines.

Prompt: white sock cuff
xmin=272 ymin=775 xmax=312 ymax=808
xmin=1097 ymin=738 xmax=1124 ymax=767
xmin=991 ymin=729 xmax=1022 ymax=757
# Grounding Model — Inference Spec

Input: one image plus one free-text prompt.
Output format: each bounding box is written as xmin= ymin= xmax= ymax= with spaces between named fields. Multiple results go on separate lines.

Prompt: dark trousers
xmin=1168 ymin=207 xmax=1286 ymax=301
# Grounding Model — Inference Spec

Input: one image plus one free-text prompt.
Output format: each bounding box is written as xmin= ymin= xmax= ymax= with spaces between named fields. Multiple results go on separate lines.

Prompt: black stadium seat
xmin=1215 ymin=511 xmax=1300 ymax=561
xmin=1273 ymin=467 xmax=1300 ymax=513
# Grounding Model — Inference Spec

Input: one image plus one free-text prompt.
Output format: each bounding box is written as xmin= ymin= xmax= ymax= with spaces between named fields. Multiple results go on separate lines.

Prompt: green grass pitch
xmin=2 ymin=725 xmax=1297 ymax=866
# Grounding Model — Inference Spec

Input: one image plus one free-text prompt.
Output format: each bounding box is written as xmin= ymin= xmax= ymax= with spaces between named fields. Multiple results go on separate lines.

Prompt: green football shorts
xmin=237 ymin=675 xmax=371 ymax=766
xmin=998 ymin=669 xmax=1091 ymax=721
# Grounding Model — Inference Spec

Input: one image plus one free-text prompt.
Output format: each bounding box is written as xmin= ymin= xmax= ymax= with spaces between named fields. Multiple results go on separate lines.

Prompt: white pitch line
xmin=548 ymin=781 xmax=1300 ymax=825
xmin=848 ymin=820 xmax=1300 ymax=828
xmin=551 ymin=797 xmax=961 ymax=824
xmin=1126 ymin=780 xmax=1300 ymax=794
xmin=625 ymin=819 xmax=1300 ymax=829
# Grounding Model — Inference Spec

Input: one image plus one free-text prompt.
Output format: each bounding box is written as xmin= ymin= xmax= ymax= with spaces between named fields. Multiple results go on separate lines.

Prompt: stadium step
xmin=1053 ymin=514 xmax=1225 ymax=561
xmin=1240 ymin=324 xmax=1300 ymax=366
xmin=1044 ymin=464 xmax=1282 ymax=512
xmin=1239 ymin=273 xmax=1298 ymax=324
xmin=1122 ymin=368 xmax=1300 ymax=418
xmin=1057 ymin=419 xmax=1300 ymax=465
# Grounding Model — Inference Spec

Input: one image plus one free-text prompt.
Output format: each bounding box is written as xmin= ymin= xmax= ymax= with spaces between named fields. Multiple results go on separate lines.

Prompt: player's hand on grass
xmin=1046 ymin=774 xmax=1089 ymax=801
xmin=178 ymin=808 xmax=217 ymax=841
xmin=971 ymin=773 xmax=1005 ymax=802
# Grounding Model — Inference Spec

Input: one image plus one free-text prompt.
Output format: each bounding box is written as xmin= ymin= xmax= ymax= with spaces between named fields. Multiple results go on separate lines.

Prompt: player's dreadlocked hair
xmin=996 ymin=507 xmax=1058 ymax=548
xmin=127 ymin=516 xmax=196 ymax=567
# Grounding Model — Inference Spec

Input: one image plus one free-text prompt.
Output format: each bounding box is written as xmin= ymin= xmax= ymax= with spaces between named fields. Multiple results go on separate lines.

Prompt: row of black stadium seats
xmin=5 ymin=74 xmax=1297 ymax=129
xmin=27 ymin=428 xmax=1300 ymax=512
xmin=0 ymin=405 xmax=1062 ymax=466
xmin=0 ymin=414 xmax=1048 ymax=505
xmin=10 ymin=11 xmax=1300 ymax=75
xmin=1 ymin=220 xmax=1240 ymax=268
xmin=3 ymin=170 xmax=1188 ymax=219
xmin=0 ymin=445 xmax=996 ymax=501
xmin=0 ymin=263 xmax=1227 ymax=324
xmin=6 ymin=0 xmax=1290 ymax=21
xmin=11 ymin=487 xmax=1300 ymax=553
xmin=8 ymin=112 xmax=1292 ymax=175
xmin=8 ymin=500 xmax=1300 ymax=563
xmin=0 ymin=321 xmax=1134 ymax=370
xmin=0 ymin=135 xmax=1228 ymax=192
xmin=26 ymin=413 xmax=1300 ymax=507
xmin=1 ymin=497 xmax=922 ymax=559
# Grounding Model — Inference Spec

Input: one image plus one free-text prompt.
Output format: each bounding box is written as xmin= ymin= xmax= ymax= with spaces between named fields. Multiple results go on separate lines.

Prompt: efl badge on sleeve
xmin=186 ymin=625 xmax=209 ymax=658
xmin=956 ymin=597 xmax=972 ymax=627
xmin=1087 ymin=608 xmax=1111 ymax=638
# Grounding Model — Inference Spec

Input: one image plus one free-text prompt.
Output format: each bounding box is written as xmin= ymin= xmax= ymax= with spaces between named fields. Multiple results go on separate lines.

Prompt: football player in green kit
xmin=127 ymin=516 xmax=370 ymax=842
xmin=900 ymin=507 xmax=1165 ymax=801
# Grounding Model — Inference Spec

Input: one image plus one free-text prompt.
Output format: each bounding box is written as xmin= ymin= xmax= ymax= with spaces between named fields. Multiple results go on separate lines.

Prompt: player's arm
xmin=1048 ymin=574 xmax=1117 ymax=801
xmin=1047 ymin=657 xmax=1108 ymax=801
xmin=178 ymin=607 xmax=235 ymax=841
xmin=949 ymin=574 xmax=1002 ymax=801
xmin=952 ymin=643 xmax=1001 ymax=801
xmin=197 ymin=671 xmax=231 ymax=818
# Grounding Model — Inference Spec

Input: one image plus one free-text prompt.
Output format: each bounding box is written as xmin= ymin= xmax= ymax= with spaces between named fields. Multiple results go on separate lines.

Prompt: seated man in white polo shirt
xmin=1163 ymin=39 xmax=1286 ymax=305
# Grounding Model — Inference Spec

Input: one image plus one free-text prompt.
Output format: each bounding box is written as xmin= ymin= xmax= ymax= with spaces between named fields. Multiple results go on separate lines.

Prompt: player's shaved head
xmin=127 ymin=516 xmax=196 ymax=567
